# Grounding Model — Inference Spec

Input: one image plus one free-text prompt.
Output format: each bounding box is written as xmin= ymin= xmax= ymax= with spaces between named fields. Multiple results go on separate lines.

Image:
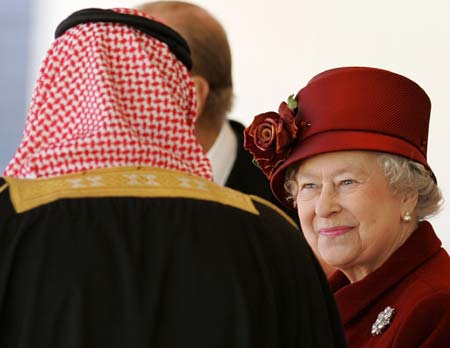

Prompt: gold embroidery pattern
xmin=3 ymin=167 xmax=258 ymax=215
xmin=0 ymin=183 xmax=8 ymax=194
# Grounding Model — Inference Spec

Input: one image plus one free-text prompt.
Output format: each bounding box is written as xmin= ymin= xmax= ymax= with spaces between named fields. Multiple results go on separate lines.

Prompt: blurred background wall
xmin=2 ymin=0 xmax=450 ymax=249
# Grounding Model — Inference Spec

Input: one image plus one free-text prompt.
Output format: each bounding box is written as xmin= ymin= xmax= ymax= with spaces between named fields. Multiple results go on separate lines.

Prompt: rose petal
xmin=255 ymin=119 xmax=277 ymax=150
xmin=278 ymin=102 xmax=296 ymax=123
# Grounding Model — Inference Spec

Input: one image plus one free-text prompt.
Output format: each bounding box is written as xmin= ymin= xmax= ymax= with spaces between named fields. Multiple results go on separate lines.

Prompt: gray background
xmin=0 ymin=0 xmax=31 ymax=170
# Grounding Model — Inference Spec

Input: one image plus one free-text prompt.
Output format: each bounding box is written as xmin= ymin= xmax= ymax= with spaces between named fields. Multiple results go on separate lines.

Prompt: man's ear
xmin=191 ymin=75 xmax=210 ymax=116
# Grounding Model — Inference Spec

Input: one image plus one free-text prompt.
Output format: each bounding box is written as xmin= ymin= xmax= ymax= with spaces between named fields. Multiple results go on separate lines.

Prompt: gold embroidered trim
xmin=3 ymin=167 xmax=259 ymax=215
xmin=250 ymin=195 xmax=299 ymax=230
xmin=0 ymin=183 xmax=8 ymax=194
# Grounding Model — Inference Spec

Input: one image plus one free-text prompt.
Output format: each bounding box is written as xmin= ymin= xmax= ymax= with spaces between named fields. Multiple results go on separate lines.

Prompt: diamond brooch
xmin=371 ymin=306 xmax=396 ymax=335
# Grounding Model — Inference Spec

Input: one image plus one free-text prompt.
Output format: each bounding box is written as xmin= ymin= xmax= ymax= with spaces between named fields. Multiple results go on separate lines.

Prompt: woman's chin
xmin=318 ymin=242 xmax=357 ymax=269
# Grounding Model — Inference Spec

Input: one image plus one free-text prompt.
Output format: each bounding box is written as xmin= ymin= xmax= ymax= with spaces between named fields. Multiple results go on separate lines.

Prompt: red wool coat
xmin=330 ymin=221 xmax=450 ymax=348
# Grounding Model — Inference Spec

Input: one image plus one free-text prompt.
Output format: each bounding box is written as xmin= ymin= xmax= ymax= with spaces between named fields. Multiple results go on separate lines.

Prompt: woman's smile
xmin=318 ymin=226 xmax=354 ymax=238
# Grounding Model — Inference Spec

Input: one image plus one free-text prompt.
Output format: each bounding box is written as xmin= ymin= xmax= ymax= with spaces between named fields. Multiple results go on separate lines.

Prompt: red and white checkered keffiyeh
xmin=4 ymin=8 xmax=213 ymax=181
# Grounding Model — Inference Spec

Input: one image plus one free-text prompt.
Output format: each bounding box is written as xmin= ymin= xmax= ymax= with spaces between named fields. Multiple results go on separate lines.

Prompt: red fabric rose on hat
xmin=244 ymin=98 xmax=299 ymax=179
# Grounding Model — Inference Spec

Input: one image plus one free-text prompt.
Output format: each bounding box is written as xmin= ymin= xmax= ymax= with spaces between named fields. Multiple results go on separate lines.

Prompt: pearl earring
xmin=402 ymin=212 xmax=412 ymax=222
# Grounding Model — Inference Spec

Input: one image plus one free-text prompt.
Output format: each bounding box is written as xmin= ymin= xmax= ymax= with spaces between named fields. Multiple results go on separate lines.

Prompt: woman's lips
xmin=318 ymin=226 xmax=353 ymax=237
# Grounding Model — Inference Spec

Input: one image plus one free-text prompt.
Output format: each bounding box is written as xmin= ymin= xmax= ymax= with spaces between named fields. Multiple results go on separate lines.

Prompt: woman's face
xmin=295 ymin=151 xmax=416 ymax=282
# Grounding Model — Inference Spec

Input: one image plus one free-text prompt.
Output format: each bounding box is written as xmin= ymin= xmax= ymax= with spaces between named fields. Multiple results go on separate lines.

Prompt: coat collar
xmin=329 ymin=221 xmax=442 ymax=324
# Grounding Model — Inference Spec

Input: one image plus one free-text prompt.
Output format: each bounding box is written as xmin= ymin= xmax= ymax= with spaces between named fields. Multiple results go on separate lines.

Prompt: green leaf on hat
xmin=287 ymin=94 xmax=297 ymax=110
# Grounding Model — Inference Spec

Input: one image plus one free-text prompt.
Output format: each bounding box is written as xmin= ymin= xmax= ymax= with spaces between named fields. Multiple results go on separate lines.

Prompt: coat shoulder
xmin=413 ymin=248 xmax=450 ymax=290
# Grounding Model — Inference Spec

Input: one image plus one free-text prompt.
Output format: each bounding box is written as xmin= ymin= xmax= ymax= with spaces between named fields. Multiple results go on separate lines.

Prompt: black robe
xmin=0 ymin=167 xmax=345 ymax=347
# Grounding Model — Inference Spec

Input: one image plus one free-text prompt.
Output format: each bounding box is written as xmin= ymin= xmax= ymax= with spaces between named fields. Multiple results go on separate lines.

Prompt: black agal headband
xmin=54 ymin=8 xmax=192 ymax=70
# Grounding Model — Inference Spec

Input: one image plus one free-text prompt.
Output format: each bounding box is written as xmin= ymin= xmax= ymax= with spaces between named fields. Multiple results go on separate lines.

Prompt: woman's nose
xmin=315 ymin=185 xmax=340 ymax=218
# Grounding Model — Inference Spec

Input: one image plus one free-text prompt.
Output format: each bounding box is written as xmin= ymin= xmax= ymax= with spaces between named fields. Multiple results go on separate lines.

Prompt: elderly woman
xmin=244 ymin=66 xmax=450 ymax=347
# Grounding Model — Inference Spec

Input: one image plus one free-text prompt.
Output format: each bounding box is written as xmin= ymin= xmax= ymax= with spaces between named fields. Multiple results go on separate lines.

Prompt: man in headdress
xmin=0 ymin=8 xmax=344 ymax=347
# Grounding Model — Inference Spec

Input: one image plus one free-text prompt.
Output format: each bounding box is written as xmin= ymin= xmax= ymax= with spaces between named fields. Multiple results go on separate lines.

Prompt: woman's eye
xmin=297 ymin=182 xmax=319 ymax=201
xmin=341 ymin=179 xmax=355 ymax=185
xmin=301 ymin=183 xmax=316 ymax=190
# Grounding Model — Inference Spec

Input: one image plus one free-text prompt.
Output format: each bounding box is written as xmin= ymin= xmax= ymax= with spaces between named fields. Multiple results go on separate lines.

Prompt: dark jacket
xmin=0 ymin=167 xmax=345 ymax=348
xmin=330 ymin=221 xmax=450 ymax=347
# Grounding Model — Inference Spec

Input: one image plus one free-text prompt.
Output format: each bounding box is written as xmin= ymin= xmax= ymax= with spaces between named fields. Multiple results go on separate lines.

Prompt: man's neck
xmin=195 ymin=118 xmax=223 ymax=152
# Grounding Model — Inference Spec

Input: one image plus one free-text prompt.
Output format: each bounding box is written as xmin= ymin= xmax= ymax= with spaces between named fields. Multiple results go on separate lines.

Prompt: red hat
xmin=256 ymin=67 xmax=432 ymax=208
